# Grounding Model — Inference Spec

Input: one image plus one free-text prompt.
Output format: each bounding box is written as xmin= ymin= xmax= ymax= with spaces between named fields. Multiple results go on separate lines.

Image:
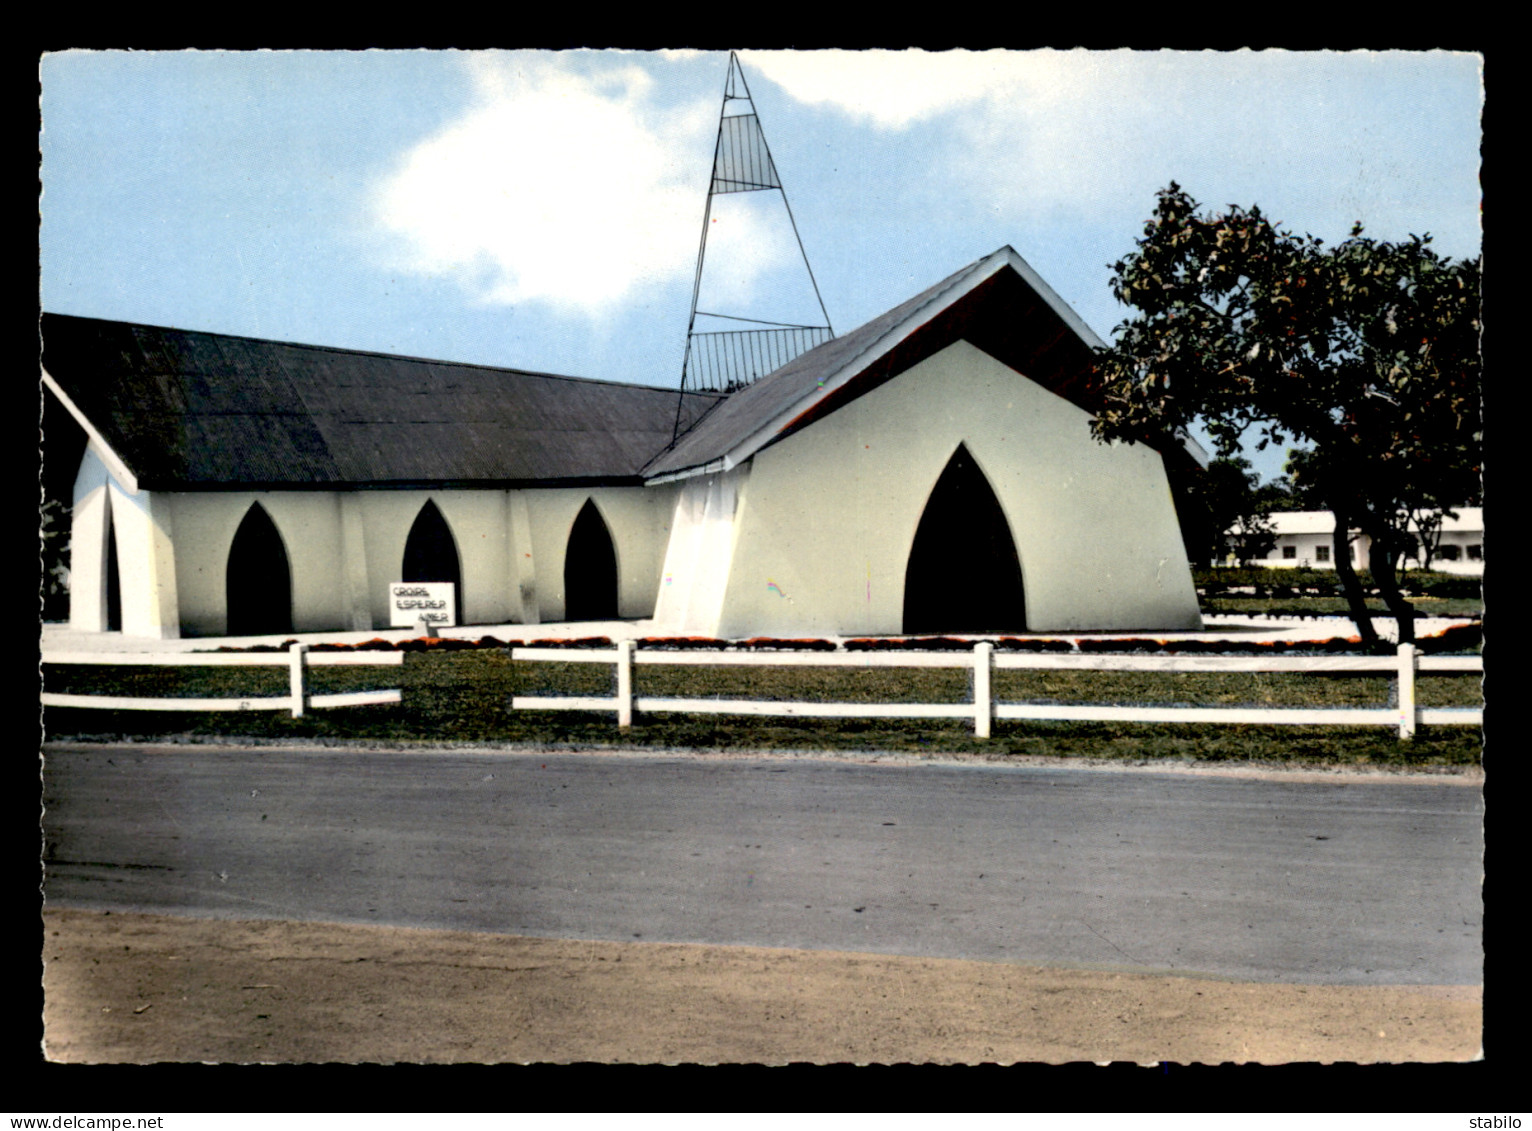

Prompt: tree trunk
xmin=1417 ymin=516 xmax=1441 ymax=573
xmin=1328 ymin=505 xmax=1379 ymax=647
xmin=1368 ymin=532 xmax=1417 ymax=646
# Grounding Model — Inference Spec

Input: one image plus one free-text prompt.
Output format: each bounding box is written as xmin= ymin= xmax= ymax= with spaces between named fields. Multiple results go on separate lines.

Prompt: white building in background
xmin=1241 ymin=509 xmax=1484 ymax=575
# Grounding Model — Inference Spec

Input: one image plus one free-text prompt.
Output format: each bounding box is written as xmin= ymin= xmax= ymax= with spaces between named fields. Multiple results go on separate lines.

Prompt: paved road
xmin=40 ymin=744 xmax=1483 ymax=985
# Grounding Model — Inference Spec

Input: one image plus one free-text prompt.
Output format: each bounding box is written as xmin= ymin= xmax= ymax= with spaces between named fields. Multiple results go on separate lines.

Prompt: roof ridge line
xmin=808 ymin=249 xmax=1009 ymax=394
xmin=645 ymin=249 xmax=1016 ymax=483
xmin=640 ymin=393 xmax=733 ymax=476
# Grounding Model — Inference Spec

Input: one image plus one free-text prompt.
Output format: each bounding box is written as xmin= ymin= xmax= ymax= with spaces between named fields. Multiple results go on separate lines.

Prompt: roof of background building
xmin=1267 ymin=511 xmax=1341 ymax=535
xmin=42 ymin=314 xmax=724 ymax=489
xmin=1262 ymin=509 xmax=1484 ymax=537
xmin=1434 ymin=507 xmax=1484 ymax=533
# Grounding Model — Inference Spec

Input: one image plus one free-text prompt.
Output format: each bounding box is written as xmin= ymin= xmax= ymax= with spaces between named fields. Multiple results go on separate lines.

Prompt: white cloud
xmin=371 ymin=54 xmax=732 ymax=316
xmin=693 ymin=190 xmax=806 ymax=315
xmin=745 ymin=48 xmax=1103 ymax=130
xmin=747 ymin=50 xmax=1479 ymax=260
xmin=367 ymin=50 xmax=1481 ymax=322
xmin=744 ymin=48 xmax=1172 ymax=223
xmin=755 ymin=50 xmax=1251 ymax=221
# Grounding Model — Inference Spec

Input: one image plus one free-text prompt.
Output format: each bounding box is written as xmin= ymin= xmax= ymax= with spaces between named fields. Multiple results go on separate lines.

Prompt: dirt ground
xmin=40 ymin=909 xmax=1481 ymax=1065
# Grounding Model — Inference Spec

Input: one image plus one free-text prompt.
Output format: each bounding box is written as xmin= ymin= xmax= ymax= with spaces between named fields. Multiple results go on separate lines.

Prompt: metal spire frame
xmin=674 ymin=52 xmax=834 ymax=435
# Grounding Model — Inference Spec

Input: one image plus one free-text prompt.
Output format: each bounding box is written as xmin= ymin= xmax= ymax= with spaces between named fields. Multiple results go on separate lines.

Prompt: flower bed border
xmin=195 ymin=621 xmax=1481 ymax=657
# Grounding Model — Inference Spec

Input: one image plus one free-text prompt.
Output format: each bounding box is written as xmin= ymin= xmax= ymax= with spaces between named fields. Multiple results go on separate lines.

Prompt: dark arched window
xmin=226 ymin=503 xmax=292 ymax=636
xmin=104 ymin=492 xmax=122 ymax=633
xmin=564 ymin=499 xmax=618 ymax=622
xmin=903 ymin=444 xmax=1026 ymax=634
xmin=402 ymin=500 xmax=463 ymax=624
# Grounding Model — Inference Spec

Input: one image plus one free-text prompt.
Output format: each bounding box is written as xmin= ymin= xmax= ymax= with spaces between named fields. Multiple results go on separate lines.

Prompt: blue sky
xmin=40 ymin=49 xmax=1482 ymax=483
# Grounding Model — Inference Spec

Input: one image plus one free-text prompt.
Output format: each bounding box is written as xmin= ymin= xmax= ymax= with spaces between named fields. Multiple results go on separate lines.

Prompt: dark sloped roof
xmin=645 ymin=247 xmax=1108 ymax=479
xmin=43 ymin=247 xmax=1161 ymax=493
xmin=42 ymin=314 xmax=724 ymax=489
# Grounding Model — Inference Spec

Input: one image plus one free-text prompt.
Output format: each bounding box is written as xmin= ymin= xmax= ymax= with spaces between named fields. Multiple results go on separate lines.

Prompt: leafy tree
xmin=1404 ymin=504 xmax=1442 ymax=575
xmin=1282 ymin=445 xmax=1463 ymax=579
xmin=1180 ymin=455 xmax=1281 ymax=567
xmin=40 ymin=495 xmax=71 ymax=621
xmin=1275 ymin=447 xmax=1329 ymax=511
xmin=1092 ymin=183 xmax=1481 ymax=645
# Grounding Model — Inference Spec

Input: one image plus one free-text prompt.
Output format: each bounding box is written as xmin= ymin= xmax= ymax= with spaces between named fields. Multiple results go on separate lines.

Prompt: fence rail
xmin=41 ymin=644 xmax=404 ymax=718
xmin=511 ymin=641 xmax=1482 ymax=740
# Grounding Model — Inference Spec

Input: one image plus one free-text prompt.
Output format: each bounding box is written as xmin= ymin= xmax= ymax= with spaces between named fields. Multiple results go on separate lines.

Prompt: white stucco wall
xmin=94 ymin=483 xmax=679 ymax=637
xmin=651 ymin=470 xmax=746 ymax=635
xmin=1428 ymin=529 xmax=1485 ymax=574
xmin=161 ymin=489 xmax=526 ymax=635
xmin=68 ymin=447 xmax=112 ymax=633
xmin=523 ymin=486 xmax=679 ymax=622
xmin=1258 ymin=533 xmax=1351 ymax=569
xmin=348 ymin=491 xmax=518 ymax=628
xmin=165 ymin=491 xmax=348 ymax=635
xmin=70 ymin=445 xmax=180 ymax=638
xmin=666 ymin=340 xmax=1201 ymax=637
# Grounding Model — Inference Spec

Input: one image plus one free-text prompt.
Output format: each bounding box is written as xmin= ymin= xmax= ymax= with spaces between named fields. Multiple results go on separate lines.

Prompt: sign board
xmin=389 ymin=582 xmax=456 ymax=629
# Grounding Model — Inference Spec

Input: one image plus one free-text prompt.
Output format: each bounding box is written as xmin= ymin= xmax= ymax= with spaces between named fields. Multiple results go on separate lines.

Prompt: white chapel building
xmin=43 ymin=246 xmax=1205 ymax=640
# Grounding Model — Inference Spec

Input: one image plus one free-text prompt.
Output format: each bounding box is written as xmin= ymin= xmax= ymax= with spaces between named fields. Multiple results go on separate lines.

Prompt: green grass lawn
xmin=42 ymin=650 xmax=1484 ymax=768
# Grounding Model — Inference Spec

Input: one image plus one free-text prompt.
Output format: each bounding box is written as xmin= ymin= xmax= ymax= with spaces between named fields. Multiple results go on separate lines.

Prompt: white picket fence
xmin=41 ymin=643 xmax=403 ymax=718
xmin=511 ymin=641 xmax=1482 ymax=740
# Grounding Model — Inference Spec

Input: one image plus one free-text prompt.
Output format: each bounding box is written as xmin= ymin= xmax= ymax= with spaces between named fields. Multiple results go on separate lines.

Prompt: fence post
xmin=616 ymin=639 xmax=634 ymax=728
xmin=1396 ymin=642 xmax=1417 ymax=740
xmin=288 ymin=642 xmax=309 ymax=718
xmin=973 ymin=641 xmax=994 ymax=739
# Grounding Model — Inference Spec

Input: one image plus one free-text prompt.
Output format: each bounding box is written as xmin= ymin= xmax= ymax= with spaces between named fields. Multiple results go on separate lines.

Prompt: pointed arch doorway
xmin=226 ymin=503 xmax=292 ymax=636
xmin=564 ymin=499 xmax=618 ymax=622
xmin=104 ymin=491 xmax=122 ymax=632
xmin=403 ymin=500 xmax=464 ymax=624
xmin=903 ymin=444 xmax=1027 ymax=634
